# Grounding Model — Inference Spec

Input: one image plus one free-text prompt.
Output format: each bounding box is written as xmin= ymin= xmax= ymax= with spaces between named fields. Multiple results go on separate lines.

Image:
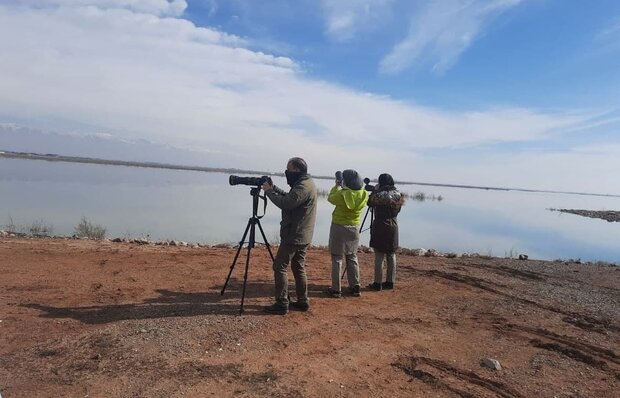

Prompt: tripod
xmin=221 ymin=187 xmax=274 ymax=314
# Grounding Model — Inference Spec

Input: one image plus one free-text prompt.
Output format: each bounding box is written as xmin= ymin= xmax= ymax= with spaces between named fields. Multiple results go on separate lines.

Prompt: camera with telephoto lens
xmin=229 ymin=175 xmax=271 ymax=187
xmin=363 ymin=178 xmax=375 ymax=192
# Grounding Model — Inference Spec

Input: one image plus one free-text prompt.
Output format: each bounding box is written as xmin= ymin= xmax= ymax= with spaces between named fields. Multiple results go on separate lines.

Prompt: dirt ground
xmin=0 ymin=238 xmax=618 ymax=398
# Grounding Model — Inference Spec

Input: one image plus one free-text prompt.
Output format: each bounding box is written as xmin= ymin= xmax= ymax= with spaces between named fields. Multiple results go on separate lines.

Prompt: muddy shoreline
xmin=550 ymin=208 xmax=620 ymax=223
xmin=1 ymin=230 xmax=617 ymax=266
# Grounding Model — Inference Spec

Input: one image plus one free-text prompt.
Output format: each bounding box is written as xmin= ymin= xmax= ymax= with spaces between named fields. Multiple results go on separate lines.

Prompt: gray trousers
xmin=374 ymin=251 xmax=396 ymax=284
xmin=331 ymin=253 xmax=360 ymax=292
xmin=329 ymin=223 xmax=361 ymax=291
xmin=273 ymin=243 xmax=309 ymax=305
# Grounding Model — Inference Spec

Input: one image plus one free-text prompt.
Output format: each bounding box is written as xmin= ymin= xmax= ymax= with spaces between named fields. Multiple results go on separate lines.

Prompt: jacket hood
xmin=342 ymin=169 xmax=363 ymax=190
xmin=341 ymin=188 xmax=369 ymax=211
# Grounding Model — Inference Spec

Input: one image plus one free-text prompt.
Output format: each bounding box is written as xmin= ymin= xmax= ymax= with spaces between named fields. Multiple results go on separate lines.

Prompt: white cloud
xmin=597 ymin=17 xmax=620 ymax=38
xmin=380 ymin=0 xmax=522 ymax=74
xmin=594 ymin=16 xmax=620 ymax=53
xmin=321 ymin=0 xmax=395 ymax=41
xmin=571 ymin=143 xmax=620 ymax=155
xmin=0 ymin=1 xmax=616 ymax=193
xmin=20 ymin=0 xmax=188 ymax=16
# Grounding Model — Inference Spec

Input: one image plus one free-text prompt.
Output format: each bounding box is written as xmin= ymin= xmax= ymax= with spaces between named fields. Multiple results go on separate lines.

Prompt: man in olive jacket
xmin=261 ymin=157 xmax=317 ymax=315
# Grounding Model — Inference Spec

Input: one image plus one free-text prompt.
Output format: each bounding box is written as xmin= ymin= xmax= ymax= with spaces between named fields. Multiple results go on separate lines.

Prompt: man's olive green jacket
xmin=265 ymin=174 xmax=317 ymax=245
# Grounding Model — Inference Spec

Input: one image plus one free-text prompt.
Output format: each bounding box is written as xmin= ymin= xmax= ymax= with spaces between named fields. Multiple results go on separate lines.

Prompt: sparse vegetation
xmin=401 ymin=191 xmax=444 ymax=202
xmin=5 ymin=215 xmax=17 ymax=233
xmin=74 ymin=216 xmax=106 ymax=240
xmin=591 ymin=260 xmax=619 ymax=267
xmin=3 ymin=216 xmax=53 ymax=236
xmin=504 ymin=248 xmax=517 ymax=259
xmin=478 ymin=249 xmax=494 ymax=260
xmin=28 ymin=219 xmax=54 ymax=236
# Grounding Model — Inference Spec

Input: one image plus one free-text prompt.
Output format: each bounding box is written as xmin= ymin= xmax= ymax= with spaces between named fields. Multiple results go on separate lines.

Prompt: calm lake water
xmin=1 ymin=158 xmax=619 ymax=263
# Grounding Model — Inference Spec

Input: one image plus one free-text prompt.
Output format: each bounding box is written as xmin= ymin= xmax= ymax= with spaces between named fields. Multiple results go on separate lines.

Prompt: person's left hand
xmin=262 ymin=181 xmax=273 ymax=192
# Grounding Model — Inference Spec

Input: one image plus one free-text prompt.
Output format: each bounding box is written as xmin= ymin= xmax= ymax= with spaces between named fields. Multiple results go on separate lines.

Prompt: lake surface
xmin=1 ymin=158 xmax=619 ymax=263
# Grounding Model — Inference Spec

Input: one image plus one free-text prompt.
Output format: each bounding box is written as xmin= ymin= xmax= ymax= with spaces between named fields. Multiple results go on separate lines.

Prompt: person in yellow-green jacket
xmin=326 ymin=169 xmax=369 ymax=298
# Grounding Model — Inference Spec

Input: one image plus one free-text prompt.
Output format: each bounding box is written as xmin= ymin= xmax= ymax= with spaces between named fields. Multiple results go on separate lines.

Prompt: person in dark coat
xmin=262 ymin=157 xmax=318 ymax=314
xmin=367 ymin=173 xmax=404 ymax=290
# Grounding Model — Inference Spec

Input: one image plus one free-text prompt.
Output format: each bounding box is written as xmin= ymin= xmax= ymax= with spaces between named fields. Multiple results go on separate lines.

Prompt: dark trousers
xmin=273 ymin=243 xmax=309 ymax=305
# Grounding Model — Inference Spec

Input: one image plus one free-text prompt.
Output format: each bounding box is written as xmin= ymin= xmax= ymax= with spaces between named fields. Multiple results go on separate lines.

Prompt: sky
xmin=0 ymin=0 xmax=619 ymax=194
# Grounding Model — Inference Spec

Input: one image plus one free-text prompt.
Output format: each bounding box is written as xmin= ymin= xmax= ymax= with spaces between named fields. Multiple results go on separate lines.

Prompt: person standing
xmin=261 ymin=157 xmax=317 ymax=315
xmin=327 ymin=169 xmax=369 ymax=297
xmin=367 ymin=173 xmax=404 ymax=291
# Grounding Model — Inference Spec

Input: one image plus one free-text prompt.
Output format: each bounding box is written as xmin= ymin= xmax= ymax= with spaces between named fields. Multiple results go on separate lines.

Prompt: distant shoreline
xmin=2 ymin=150 xmax=619 ymax=198
xmin=550 ymin=208 xmax=620 ymax=222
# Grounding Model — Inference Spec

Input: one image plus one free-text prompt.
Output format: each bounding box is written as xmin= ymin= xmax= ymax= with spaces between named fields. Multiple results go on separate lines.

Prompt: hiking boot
xmin=382 ymin=281 xmax=394 ymax=290
xmin=326 ymin=288 xmax=342 ymax=298
xmin=289 ymin=300 xmax=310 ymax=312
xmin=368 ymin=282 xmax=382 ymax=291
xmin=350 ymin=285 xmax=361 ymax=297
xmin=263 ymin=303 xmax=288 ymax=315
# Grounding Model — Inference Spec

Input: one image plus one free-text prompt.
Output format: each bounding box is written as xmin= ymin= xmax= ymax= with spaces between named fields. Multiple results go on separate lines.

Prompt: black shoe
xmin=368 ymin=282 xmax=382 ymax=291
xmin=263 ymin=303 xmax=288 ymax=315
xmin=289 ymin=300 xmax=310 ymax=312
xmin=350 ymin=285 xmax=361 ymax=297
xmin=382 ymin=281 xmax=394 ymax=290
xmin=326 ymin=288 xmax=342 ymax=298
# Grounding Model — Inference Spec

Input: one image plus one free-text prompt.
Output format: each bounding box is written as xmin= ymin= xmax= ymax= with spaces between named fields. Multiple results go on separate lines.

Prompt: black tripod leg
xmin=370 ymin=208 xmax=374 ymax=228
xmin=359 ymin=207 xmax=371 ymax=233
xmin=256 ymin=219 xmax=275 ymax=261
xmin=221 ymin=220 xmax=251 ymax=296
xmin=239 ymin=222 xmax=255 ymax=314
xmin=239 ymin=243 xmax=252 ymax=314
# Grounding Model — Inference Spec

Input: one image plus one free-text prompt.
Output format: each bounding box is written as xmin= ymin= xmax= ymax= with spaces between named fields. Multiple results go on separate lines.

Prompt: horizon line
xmin=1 ymin=149 xmax=619 ymax=198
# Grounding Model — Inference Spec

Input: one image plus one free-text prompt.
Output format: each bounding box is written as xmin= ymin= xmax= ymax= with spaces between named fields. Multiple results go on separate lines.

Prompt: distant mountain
xmin=0 ymin=124 xmax=227 ymax=167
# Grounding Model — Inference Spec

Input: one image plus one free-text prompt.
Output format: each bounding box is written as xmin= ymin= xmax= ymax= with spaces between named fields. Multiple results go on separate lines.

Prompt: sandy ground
xmin=0 ymin=237 xmax=618 ymax=398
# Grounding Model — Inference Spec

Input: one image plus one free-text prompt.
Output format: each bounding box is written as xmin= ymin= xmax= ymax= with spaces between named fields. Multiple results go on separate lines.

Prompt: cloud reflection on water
xmin=1 ymin=159 xmax=618 ymax=262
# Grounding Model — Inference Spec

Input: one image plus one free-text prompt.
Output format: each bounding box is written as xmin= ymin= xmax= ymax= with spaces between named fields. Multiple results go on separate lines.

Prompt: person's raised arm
xmin=327 ymin=185 xmax=345 ymax=206
xmin=266 ymin=184 xmax=309 ymax=209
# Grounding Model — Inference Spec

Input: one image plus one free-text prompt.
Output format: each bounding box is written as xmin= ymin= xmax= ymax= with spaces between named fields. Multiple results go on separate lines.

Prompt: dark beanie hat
xmin=343 ymin=169 xmax=363 ymax=190
xmin=378 ymin=173 xmax=394 ymax=187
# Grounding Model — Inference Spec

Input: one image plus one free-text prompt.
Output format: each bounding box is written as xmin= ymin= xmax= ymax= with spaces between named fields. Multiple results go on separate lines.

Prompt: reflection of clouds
xmin=455 ymin=189 xmax=620 ymax=249
xmin=398 ymin=188 xmax=620 ymax=260
xmin=399 ymin=203 xmax=537 ymax=257
xmin=400 ymin=216 xmax=524 ymax=255
xmin=316 ymin=178 xmax=620 ymax=261
xmin=1 ymin=161 xmax=619 ymax=262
